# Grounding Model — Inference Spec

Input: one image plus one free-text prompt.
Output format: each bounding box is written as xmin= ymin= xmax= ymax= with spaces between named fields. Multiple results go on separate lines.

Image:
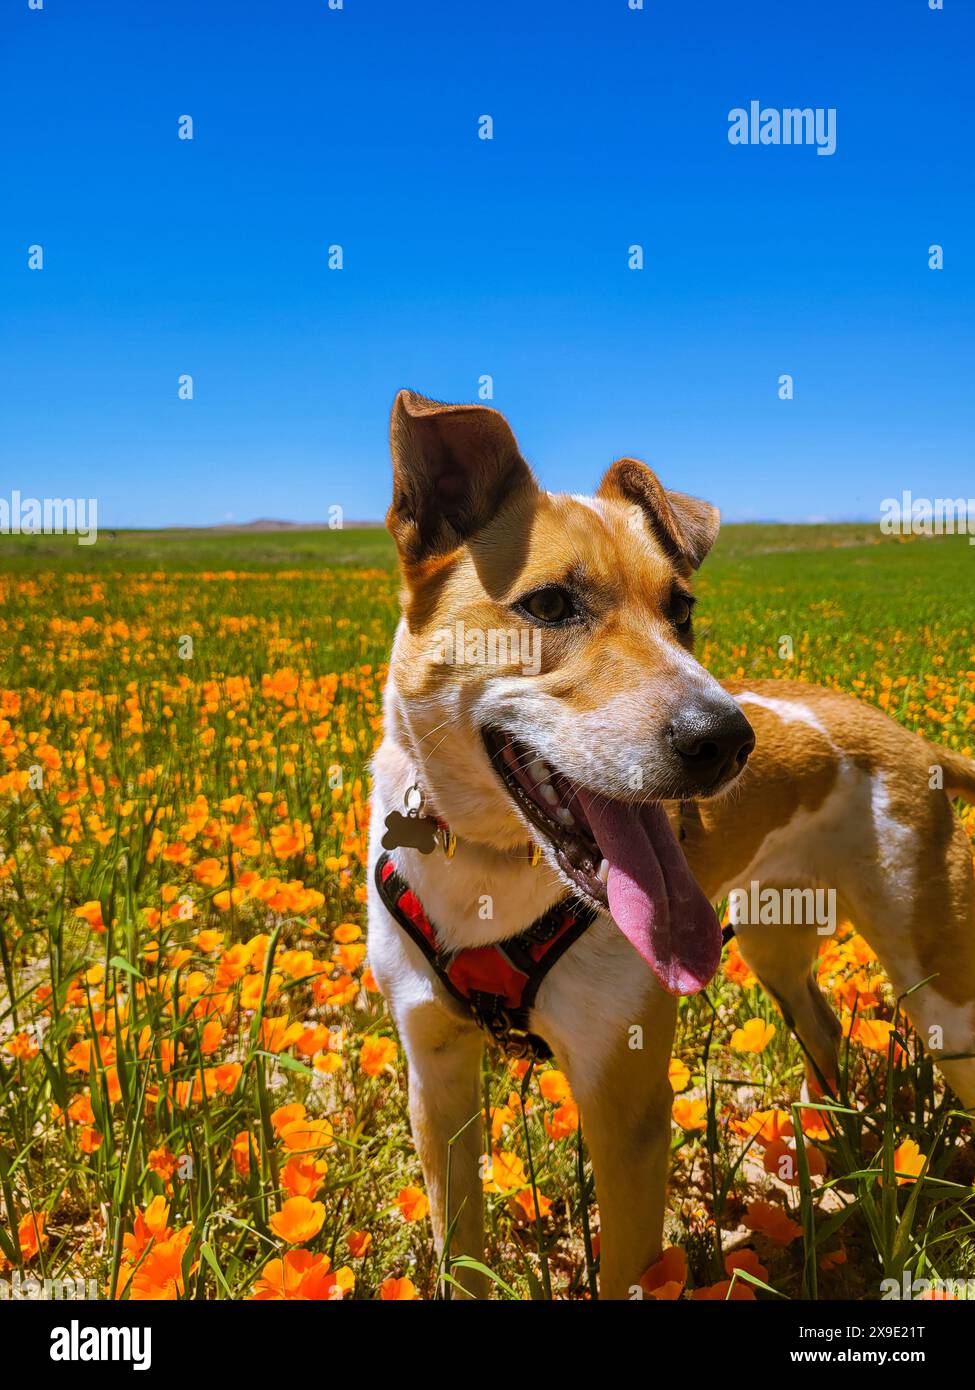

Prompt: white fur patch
xmin=738 ymin=691 xmax=834 ymax=743
xmin=567 ymin=493 xmax=606 ymax=517
xmin=869 ymin=772 xmax=916 ymax=914
xmin=712 ymin=759 xmax=851 ymax=903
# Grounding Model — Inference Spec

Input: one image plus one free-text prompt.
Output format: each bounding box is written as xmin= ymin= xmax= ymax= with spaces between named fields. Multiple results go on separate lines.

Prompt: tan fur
xmin=368 ymin=392 xmax=975 ymax=1299
xmin=682 ymin=682 xmax=975 ymax=1005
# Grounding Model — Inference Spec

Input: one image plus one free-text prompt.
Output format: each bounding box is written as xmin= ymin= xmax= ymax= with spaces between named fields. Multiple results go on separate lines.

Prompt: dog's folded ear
xmin=597 ymin=458 xmax=719 ymax=573
xmin=388 ymin=390 xmax=536 ymax=565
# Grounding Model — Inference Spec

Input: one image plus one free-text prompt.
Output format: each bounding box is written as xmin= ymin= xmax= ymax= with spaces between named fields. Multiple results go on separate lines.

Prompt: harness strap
xmin=375 ymin=851 xmax=596 ymax=1060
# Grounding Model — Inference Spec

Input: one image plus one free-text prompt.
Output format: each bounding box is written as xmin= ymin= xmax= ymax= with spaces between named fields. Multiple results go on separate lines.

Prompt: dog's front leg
xmin=553 ymin=988 xmax=677 ymax=1301
xmin=400 ymin=1005 xmax=487 ymax=1298
xmin=579 ymin=1068 xmax=674 ymax=1299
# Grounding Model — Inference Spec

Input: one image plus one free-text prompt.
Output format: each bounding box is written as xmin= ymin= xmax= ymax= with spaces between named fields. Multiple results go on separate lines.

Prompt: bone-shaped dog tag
xmin=381 ymin=785 xmax=438 ymax=853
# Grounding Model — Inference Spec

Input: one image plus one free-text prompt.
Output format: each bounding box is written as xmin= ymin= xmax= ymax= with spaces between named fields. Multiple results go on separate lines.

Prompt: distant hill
xmin=210 ymin=519 xmax=385 ymax=532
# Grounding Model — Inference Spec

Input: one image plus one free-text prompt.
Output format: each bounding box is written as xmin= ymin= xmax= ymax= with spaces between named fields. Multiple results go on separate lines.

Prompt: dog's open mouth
xmin=483 ymin=728 xmax=722 ymax=997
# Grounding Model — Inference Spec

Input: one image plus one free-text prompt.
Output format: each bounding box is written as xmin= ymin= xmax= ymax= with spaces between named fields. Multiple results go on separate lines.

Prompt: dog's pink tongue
xmin=575 ymin=793 xmax=721 ymax=996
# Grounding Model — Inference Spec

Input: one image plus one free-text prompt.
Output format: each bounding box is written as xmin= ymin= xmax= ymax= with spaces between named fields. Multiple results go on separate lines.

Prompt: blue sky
xmin=2 ymin=0 xmax=972 ymax=527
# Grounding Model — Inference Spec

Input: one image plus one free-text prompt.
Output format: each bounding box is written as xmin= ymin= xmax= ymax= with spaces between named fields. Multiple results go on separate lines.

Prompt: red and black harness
xmin=375 ymin=851 xmax=597 ymax=1060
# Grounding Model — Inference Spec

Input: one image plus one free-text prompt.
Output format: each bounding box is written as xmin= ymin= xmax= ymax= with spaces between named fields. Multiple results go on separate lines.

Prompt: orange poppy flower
xmin=671 ymin=1096 xmax=707 ymax=1131
xmin=692 ymin=1278 xmax=755 ymax=1300
xmin=194 ymin=930 xmax=223 ymax=952
xmin=270 ymin=821 xmax=306 ymax=859
xmin=78 ymin=1126 xmax=102 ymax=1154
xmin=731 ymin=1017 xmax=776 ymax=1053
xmin=336 ymin=942 xmax=366 ymax=972
xmin=359 ymin=1036 xmax=398 ymax=1076
xmin=251 ymin=1249 xmax=352 ymax=1301
xmin=144 ymin=1196 xmax=171 ymax=1237
xmin=129 ymin=1227 xmax=195 ymax=1300
xmin=199 ymin=1020 xmax=224 ymax=1054
xmin=668 ymin=1057 xmax=690 ymax=1092
xmin=4 ymin=1031 xmax=39 ymax=1060
xmin=259 ymin=1016 xmax=304 ymax=1053
xmin=641 ymin=1245 xmax=687 ymax=1300
xmin=269 ymin=1196 xmax=326 ymax=1244
xmin=849 ymin=1016 xmax=905 ymax=1062
xmin=148 ymin=1146 xmax=178 ymax=1181
xmin=74 ymin=900 xmax=106 ymax=933
xmin=730 ymin=1107 xmax=794 ymax=1146
xmin=17 ymin=1212 xmax=47 ymax=1260
xmin=511 ymin=1188 xmax=552 ymax=1222
xmin=489 ymin=1104 xmax=514 ymax=1140
xmin=743 ymin=1199 xmax=802 ymax=1246
xmin=193 ymin=858 xmax=226 ymax=887
xmin=798 ymin=1106 xmax=833 ymax=1141
xmin=725 ymin=1248 xmax=768 ymax=1283
xmin=380 ymin=1276 xmax=418 ymax=1300
xmin=281 ymin=1156 xmax=328 ymax=1199
xmin=538 ymin=1069 xmax=572 ymax=1103
xmin=278 ymin=1116 xmax=334 ymax=1155
xmin=231 ymin=1129 xmax=258 ymax=1176
xmin=67 ymin=1093 xmax=95 ymax=1124
xmin=763 ymin=1137 xmax=827 ymax=1185
xmin=887 ymin=1138 xmax=925 ymax=1186
xmin=213 ymin=1061 xmax=242 ymax=1095
xmin=544 ymin=1100 xmax=579 ymax=1140
xmin=271 ymin=1102 xmax=306 ymax=1134
xmin=395 ymin=1185 xmax=430 ymax=1222
xmin=295 ymin=1024 xmax=332 ymax=1058
xmin=723 ymin=940 xmax=757 ymax=987
xmin=483 ymin=1151 xmax=527 ymax=1192
xmin=347 ymin=1229 xmax=373 ymax=1258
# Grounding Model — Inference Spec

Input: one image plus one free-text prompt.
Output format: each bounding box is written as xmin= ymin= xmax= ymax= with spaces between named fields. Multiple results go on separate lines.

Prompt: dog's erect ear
xmin=388 ymin=390 xmax=536 ymax=565
xmin=597 ymin=458 xmax=719 ymax=573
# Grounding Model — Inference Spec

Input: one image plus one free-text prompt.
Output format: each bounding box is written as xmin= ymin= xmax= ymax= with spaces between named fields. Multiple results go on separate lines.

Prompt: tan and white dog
xmin=367 ymin=391 xmax=975 ymax=1299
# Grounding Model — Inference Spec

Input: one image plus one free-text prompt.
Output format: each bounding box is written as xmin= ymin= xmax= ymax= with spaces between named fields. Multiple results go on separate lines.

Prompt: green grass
xmin=0 ymin=526 xmax=398 ymax=574
xmin=0 ymin=520 xmax=972 ymax=1301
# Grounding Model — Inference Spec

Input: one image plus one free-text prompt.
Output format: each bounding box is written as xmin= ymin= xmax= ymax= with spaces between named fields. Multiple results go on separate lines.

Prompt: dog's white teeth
xmin=597 ymin=858 xmax=610 ymax=884
xmin=555 ymin=807 xmax=575 ymax=827
xmin=540 ymin=782 xmax=559 ymax=805
xmin=529 ymin=759 xmax=552 ymax=786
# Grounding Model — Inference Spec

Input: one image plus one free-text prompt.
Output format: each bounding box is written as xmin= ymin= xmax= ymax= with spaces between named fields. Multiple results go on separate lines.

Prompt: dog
xmin=367 ymin=390 xmax=975 ymax=1299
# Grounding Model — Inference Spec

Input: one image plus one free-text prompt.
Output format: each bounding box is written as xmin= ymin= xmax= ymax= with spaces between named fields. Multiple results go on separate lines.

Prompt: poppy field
xmin=1 ymin=524 xmax=973 ymax=1301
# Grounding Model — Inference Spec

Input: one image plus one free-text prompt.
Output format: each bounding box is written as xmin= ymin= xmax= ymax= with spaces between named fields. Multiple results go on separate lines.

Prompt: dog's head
xmin=385 ymin=390 xmax=754 ymax=995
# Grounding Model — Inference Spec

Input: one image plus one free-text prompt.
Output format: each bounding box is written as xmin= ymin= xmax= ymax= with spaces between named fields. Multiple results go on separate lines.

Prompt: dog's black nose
xmin=668 ymin=700 xmax=755 ymax=782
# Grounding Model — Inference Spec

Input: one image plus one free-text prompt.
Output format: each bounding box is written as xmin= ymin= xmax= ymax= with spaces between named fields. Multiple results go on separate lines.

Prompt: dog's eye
xmin=517 ymin=586 xmax=576 ymax=625
xmin=669 ymin=593 xmax=694 ymax=633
